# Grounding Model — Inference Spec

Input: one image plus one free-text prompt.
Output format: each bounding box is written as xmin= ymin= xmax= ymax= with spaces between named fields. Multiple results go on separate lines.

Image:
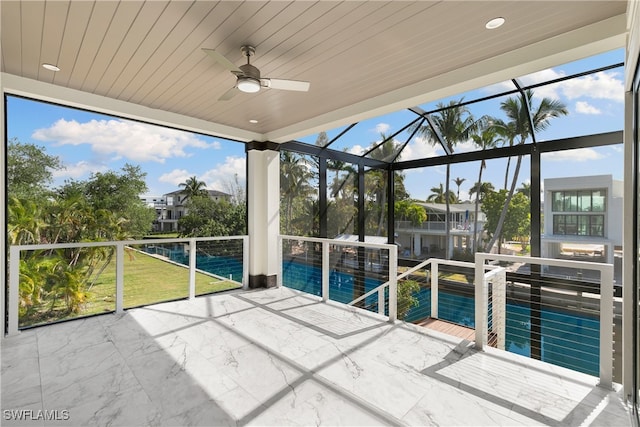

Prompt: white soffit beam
xmin=266 ymin=14 xmax=627 ymax=143
xmin=0 ymin=74 xmax=262 ymax=143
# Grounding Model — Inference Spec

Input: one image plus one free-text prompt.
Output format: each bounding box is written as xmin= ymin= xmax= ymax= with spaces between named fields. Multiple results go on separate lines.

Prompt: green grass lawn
xmin=20 ymin=250 xmax=241 ymax=327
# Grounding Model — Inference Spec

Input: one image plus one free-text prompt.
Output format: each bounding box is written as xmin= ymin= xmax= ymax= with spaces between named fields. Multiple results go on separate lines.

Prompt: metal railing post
xmin=599 ymin=265 xmax=614 ymax=389
xmin=188 ymin=239 xmax=196 ymax=299
xmin=431 ymin=261 xmax=439 ymax=319
xmin=474 ymin=253 xmax=487 ymax=350
xmin=243 ymin=236 xmax=250 ymax=289
xmin=322 ymin=241 xmax=330 ymax=301
xmin=277 ymin=236 xmax=283 ymax=288
xmin=8 ymin=246 xmax=21 ymax=336
xmin=116 ymin=243 xmax=124 ymax=314
xmin=388 ymin=246 xmax=398 ymax=322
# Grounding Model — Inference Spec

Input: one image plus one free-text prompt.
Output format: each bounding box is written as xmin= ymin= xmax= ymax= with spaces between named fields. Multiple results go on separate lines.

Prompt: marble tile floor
xmin=1 ymin=286 xmax=631 ymax=426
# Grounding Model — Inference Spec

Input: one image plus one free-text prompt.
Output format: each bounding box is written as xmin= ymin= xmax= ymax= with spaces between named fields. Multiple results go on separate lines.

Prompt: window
xmin=553 ymin=214 xmax=604 ymax=237
xmin=552 ymin=190 xmax=607 ymax=212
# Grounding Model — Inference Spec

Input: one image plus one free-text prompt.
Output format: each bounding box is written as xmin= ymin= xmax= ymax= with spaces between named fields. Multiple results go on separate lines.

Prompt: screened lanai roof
xmin=291 ymin=50 xmax=625 ymax=166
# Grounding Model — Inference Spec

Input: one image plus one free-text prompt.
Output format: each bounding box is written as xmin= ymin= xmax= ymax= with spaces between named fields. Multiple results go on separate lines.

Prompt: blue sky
xmin=6 ymin=49 xmax=624 ymax=201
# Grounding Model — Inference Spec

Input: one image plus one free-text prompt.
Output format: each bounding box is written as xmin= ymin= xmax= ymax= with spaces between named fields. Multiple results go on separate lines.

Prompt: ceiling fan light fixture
xmin=237 ymin=77 xmax=261 ymax=93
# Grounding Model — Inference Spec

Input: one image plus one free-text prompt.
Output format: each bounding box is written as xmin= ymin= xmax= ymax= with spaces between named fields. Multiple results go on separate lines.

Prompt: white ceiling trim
xmin=265 ymin=14 xmax=627 ymax=143
xmin=0 ymin=73 xmax=262 ymax=143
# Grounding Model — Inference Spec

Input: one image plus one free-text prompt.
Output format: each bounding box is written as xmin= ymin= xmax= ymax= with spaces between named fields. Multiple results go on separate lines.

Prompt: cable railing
xmin=6 ymin=236 xmax=248 ymax=334
xmin=278 ymin=235 xmax=398 ymax=321
xmin=277 ymin=238 xmax=615 ymax=387
xmin=475 ymin=253 xmax=615 ymax=389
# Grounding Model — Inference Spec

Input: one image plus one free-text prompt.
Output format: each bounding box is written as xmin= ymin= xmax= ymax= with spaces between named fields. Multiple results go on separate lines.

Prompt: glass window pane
xmin=578 ymin=190 xmax=592 ymax=211
xmin=592 ymin=190 xmax=606 ymax=212
xmin=565 ymin=215 xmax=577 ymax=235
xmin=591 ymin=215 xmax=604 ymax=237
xmin=577 ymin=216 xmax=589 ymax=235
xmin=552 ymin=191 xmax=563 ymax=211
xmin=553 ymin=215 xmax=564 ymax=234
xmin=564 ymin=191 xmax=578 ymax=211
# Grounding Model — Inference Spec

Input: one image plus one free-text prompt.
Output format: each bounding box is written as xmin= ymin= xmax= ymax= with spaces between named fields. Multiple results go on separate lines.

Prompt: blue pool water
xmin=143 ymin=245 xmax=244 ymax=282
xmin=282 ymin=260 xmax=600 ymax=376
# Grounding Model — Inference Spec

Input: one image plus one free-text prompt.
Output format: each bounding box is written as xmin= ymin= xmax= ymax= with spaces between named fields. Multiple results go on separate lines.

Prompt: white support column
xmin=322 ymin=242 xmax=330 ymax=301
xmin=116 ymin=243 xmax=124 ymax=314
xmin=247 ymin=145 xmax=280 ymax=288
xmin=8 ymin=246 xmax=21 ymax=336
xmin=431 ymin=261 xmax=439 ymax=319
xmin=599 ymin=265 xmax=614 ymax=389
xmin=474 ymin=254 xmax=487 ymax=350
xmin=388 ymin=246 xmax=398 ymax=322
xmin=1 ymin=68 xmax=6 ymax=337
xmin=622 ymin=89 xmax=636 ymax=397
xmin=188 ymin=239 xmax=196 ymax=299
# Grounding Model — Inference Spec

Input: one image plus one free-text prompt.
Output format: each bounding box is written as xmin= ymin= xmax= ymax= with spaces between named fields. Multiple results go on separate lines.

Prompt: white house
xmin=155 ymin=189 xmax=231 ymax=232
xmin=395 ymin=202 xmax=486 ymax=259
xmin=542 ymin=175 xmax=622 ymax=264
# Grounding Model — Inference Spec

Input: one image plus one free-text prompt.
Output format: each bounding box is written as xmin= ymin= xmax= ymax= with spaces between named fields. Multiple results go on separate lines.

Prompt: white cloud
xmin=348 ymin=144 xmax=366 ymax=155
xmin=158 ymin=169 xmax=192 ymax=186
xmin=201 ymin=156 xmax=246 ymax=192
xmin=32 ymin=118 xmax=219 ymax=163
xmin=52 ymin=161 xmax=108 ymax=179
xmin=375 ymin=123 xmax=390 ymax=134
xmin=560 ymin=71 xmax=624 ymax=102
xmin=542 ymin=148 xmax=605 ymax=162
xmin=482 ymin=69 xmax=623 ymax=104
xmin=398 ymin=137 xmax=442 ymax=161
xmin=575 ymin=101 xmax=601 ymax=115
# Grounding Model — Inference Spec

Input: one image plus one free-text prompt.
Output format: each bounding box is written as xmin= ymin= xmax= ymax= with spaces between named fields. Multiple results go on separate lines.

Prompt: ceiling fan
xmin=202 ymin=45 xmax=311 ymax=101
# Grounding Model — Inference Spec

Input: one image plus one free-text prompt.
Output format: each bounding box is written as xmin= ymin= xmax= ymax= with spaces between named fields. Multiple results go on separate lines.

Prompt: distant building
xmin=395 ymin=202 xmax=486 ymax=259
xmin=146 ymin=189 xmax=231 ymax=232
xmin=542 ymin=175 xmax=622 ymax=264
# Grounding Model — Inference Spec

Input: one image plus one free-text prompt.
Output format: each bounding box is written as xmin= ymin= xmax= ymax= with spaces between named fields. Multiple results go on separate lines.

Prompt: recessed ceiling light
xmin=249 ymin=119 xmax=259 ymax=124
xmin=42 ymin=63 xmax=60 ymax=72
xmin=485 ymin=17 xmax=505 ymax=30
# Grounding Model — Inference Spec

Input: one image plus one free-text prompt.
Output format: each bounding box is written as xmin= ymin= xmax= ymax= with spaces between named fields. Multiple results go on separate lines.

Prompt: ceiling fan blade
xmin=262 ymin=78 xmax=310 ymax=92
xmin=218 ymin=87 xmax=238 ymax=101
xmin=202 ymin=48 xmax=242 ymax=73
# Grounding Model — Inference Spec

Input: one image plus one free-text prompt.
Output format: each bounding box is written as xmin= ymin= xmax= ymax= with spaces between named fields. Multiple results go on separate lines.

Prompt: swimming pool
xmin=282 ymin=260 xmax=600 ymax=376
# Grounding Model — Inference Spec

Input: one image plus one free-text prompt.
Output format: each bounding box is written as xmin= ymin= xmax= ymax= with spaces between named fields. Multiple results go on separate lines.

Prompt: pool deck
xmin=1 ymin=286 xmax=631 ymax=426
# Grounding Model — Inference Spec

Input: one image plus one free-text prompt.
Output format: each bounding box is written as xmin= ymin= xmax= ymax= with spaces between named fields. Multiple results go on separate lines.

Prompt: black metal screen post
xmin=319 ymin=157 xmax=327 ymax=238
xmin=387 ymin=166 xmax=395 ymax=245
xmin=354 ymin=163 xmax=366 ymax=307
xmin=530 ymin=145 xmax=542 ymax=360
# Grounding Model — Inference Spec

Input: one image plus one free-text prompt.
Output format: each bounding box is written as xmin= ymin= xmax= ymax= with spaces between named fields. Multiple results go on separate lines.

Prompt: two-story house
xmin=542 ymin=175 xmax=622 ymax=265
xmin=395 ymin=202 xmax=486 ymax=259
xmin=153 ymin=189 xmax=232 ymax=232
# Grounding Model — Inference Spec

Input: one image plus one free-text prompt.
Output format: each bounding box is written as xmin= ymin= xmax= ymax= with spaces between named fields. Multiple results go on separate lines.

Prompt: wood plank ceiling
xmin=0 ymin=1 xmax=628 ymax=142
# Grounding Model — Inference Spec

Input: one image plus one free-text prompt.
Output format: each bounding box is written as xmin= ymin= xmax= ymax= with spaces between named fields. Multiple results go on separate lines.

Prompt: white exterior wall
xmin=542 ymin=175 xmax=622 ymax=264
xmin=543 ymin=175 xmax=622 ymax=245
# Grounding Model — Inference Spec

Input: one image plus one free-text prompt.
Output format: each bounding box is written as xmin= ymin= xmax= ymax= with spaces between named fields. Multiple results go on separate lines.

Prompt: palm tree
xmin=427 ymin=183 xmax=456 ymax=204
xmin=485 ymin=90 xmax=568 ymax=253
xmin=366 ymin=134 xmax=397 ymax=235
xmin=280 ymin=151 xmax=314 ymax=235
xmin=453 ymin=177 xmax=466 ymax=202
xmin=414 ymin=100 xmax=479 ymax=258
xmin=469 ymin=182 xmax=495 ymax=202
xmin=179 ymin=176 xmax=207 ymax=201
xmin=517 ymin=182 xmax=531 ymax=199
xmin=470 ymin=125 xmax=498 ymax=250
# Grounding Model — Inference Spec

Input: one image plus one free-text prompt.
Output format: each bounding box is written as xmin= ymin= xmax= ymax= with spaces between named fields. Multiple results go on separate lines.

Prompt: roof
xmin=164 ymin=189 xmax=231 ymax=197
xmin=0 ymin=1 xmax=627 ymax=144
xmin=416 ymin=202 xmax=480 ymax=214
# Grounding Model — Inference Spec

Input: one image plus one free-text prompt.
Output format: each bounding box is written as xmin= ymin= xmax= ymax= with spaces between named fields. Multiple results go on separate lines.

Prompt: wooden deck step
xmin=417 ymin=317 xmax=475 ymax=341
xmin=417 ymin=317 xmax=498 ymax=347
